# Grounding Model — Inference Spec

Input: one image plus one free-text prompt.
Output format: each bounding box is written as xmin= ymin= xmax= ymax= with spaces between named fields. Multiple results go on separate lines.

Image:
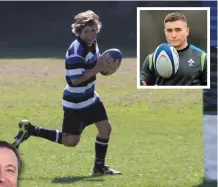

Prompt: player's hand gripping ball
xmin=153 ymin=43 xmax=179 ymax=78
xmin=100 ymin=48 xmax=122 ymax=76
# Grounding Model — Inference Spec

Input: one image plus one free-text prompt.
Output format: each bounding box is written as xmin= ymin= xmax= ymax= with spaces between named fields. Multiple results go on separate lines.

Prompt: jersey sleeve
xmin=140 ymin=54 xmax=156 ymax=85
xmin=65 ymin=54 xmax=85 ymax=79
xmin=201 ymin=52 xmax=207 ymax=85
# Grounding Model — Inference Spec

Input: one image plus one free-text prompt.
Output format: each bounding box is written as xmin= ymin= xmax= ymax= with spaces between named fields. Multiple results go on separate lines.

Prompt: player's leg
xmin=13 ymin=120 xmax=63 ymax=148
xmin=94 ymin=119 xmax=111 ymax=170
xmin=13 ymin=109 xmax=83 ymax=148
xmin=86 ymin=100 xmax=121 ymax=175
xmin=61 ymin=108 xmax=84 ymax=147
xmin=203 ymin=115 xmax=217 ymax=181
xmin=203 ymin=46 xmax=217 ymax=183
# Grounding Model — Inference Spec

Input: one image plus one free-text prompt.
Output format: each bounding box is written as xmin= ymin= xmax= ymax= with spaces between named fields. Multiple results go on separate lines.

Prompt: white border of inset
xmin=137 ymin=7 xmax=210 ymax=89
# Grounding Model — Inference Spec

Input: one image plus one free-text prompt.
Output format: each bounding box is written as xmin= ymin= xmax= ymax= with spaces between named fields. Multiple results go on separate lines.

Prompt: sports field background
xmin=0 ymin=1 xmax=203 ymax=56
xmin=0 ymin=55 xmax=209 ymax=187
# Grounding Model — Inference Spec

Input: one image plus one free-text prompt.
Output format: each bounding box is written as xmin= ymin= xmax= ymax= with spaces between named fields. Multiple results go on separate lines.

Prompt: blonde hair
xmin=164 ymin=12 xmax=187 ymax=25
xmin=71 ymin=10 xmax=102 ymax=36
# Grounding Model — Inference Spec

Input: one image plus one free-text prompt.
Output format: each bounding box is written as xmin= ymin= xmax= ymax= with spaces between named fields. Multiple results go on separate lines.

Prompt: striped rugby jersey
xmin=62 ymin=37 xmax=100 ymax=110
xmin=202 ymin=0 xmax=217 ymax=115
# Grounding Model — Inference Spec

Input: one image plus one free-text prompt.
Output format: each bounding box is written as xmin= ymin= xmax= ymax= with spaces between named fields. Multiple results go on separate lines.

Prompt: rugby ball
xmin=100 ymin=48 xmax=122 ymax=76
xmin=153 ymin=43 xmax=179 ymax=78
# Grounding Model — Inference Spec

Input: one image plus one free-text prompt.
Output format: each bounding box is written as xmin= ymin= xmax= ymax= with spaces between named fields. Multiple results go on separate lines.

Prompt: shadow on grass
xmin=19 ymin=174 xmax=104 ymax=184
xmin=52 ymin=174 xmax=104 ymax=184
xmin=193 ymin=179 xmax=217 ymax=187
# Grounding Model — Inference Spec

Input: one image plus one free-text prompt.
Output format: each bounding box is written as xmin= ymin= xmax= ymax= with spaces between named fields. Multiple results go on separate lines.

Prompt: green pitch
xmin=0 ymin=57 xmax=212 ymax=187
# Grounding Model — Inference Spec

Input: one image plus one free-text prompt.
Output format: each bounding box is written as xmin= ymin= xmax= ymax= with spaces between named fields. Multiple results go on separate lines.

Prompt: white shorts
xmin=203 ymin=115 xmax=217 ymax=181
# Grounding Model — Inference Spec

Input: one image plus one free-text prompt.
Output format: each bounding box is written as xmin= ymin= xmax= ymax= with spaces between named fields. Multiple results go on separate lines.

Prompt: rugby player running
xmin=13 ymin=10 xmax=121 ymax=175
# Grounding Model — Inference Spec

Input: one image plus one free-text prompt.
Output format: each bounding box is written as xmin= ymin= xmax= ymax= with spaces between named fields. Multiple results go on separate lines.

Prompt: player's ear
xmin=186 ymin=27 xmax=190 ymax=37
xmin=163 ymin=29 xmax=167 ymax=37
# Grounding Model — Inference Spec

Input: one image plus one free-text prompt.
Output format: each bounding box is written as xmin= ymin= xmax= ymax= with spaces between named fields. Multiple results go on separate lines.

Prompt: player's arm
xmin=200 ymin=53 xmax=207 ymax=86
xmin=140 ymin=54 xmax=156 ymax=86
xmin=66 ymin=55 xmax=99 ymax=86
xmin=68 ymin=55 xmax=110 ymax=86
xmin=71 ymin=68 xmax=98 ymax=85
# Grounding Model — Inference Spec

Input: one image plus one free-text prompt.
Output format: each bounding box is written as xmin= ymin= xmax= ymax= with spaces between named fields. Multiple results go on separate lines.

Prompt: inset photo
xmin=137 ymin=7 xmax=210 ymax=89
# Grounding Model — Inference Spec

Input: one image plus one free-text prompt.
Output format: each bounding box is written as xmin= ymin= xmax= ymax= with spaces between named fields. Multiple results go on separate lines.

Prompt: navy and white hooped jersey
xmin=62 ymin=37 xmax=100 ymax=110
xmin=202 ymin=0 xmax=217 ymax=115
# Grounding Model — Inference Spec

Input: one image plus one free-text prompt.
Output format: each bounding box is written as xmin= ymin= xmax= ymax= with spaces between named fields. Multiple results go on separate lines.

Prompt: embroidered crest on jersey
xmin=188 ymin=59 xmax=195 ymax=66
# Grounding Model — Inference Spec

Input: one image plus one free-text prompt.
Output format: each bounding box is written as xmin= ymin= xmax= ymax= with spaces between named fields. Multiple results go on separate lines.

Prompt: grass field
xmin=0 ymin=56 xmax=214 ymax=187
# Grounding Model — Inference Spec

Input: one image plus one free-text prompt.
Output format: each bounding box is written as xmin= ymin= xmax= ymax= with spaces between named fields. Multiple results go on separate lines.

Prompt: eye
xmin=175 ymin=28 xmax=182 ymax=32
xmin=6 ymin=168 xmax=15 ymax=173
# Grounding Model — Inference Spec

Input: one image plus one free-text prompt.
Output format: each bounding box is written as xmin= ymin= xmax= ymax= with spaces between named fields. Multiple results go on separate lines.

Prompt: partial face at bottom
xmin=0 ymin=148 xmax=18 ymax=187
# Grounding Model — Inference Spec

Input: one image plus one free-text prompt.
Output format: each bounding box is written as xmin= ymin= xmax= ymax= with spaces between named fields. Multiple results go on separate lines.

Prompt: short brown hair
xmin=164 ymin=12 xmax=187 ymax=25
xmin=71 ymin=10 xmax=102 ymax=36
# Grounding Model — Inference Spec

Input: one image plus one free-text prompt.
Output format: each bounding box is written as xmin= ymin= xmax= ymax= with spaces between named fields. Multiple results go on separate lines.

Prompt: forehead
xmin=0 ymin=148 xmax=18 ymax=167
xmin=165 ymin=20 xmax=187 ymax=29
xmin=82 ymin=25 xmax=97 ymax=32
